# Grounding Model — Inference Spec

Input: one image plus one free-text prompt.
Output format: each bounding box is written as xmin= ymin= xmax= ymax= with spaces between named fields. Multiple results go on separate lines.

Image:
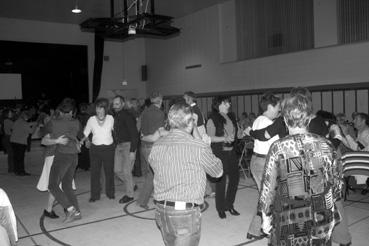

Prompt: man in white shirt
xmin=247 ymin=91 xmax=280 ymax=239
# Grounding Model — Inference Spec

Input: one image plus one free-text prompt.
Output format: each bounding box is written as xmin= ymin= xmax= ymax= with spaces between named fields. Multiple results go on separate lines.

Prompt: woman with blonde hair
xmin=258 ymin=93 xmax=342 ymax=246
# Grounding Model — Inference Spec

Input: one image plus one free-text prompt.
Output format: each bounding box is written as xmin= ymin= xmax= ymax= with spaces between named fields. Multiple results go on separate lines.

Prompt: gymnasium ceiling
xmin=0 ymin=0 xmax=226 ymax=24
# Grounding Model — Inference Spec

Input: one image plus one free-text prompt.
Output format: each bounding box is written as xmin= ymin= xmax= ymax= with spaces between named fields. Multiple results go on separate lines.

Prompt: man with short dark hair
xmin=150 ymin=102 xmax=223 ymax=246
xmin=112 ymin=96 xmax=139 ymax=204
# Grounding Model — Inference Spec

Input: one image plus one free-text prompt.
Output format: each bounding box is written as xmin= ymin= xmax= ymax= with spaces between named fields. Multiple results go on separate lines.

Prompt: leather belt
xmin=253 ymin=153 xmax=267 ymax=158
xmin=154 ymin=200 xmax=200 ymax=209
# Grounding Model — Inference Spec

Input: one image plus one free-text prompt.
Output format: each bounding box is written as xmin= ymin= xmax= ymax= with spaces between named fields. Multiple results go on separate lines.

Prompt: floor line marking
xmin=348 ymin=214 xmax=369 ymax=227
xmin=16 ymin=214 xmax=39 ymax=245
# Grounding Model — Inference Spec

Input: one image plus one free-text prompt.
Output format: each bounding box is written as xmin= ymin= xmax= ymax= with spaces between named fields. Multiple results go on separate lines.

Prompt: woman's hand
xmin=261 ymin=212 xmax=272 ymax=235
xmin=56 ymin=135 xmax=69 ymax=145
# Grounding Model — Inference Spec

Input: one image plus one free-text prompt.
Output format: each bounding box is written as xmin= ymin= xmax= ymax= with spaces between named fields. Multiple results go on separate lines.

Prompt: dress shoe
xmin=218 ymin=211 xmax=226 ymax=219
xmin=339 ymin=243 xmax=352 ymax=246
xmin=228 ymin=208 xmax=240 ymax=216
xmin=134 ymin=185 xmax=138 ymax=191
xmin=43 ymin=209 xmax=59 ymax=219
xmin=89 ymin=198 xmax=99 ymax=202
xmin=119 ymin=195 xmax=134 ymax=204
xmin=107 ymin=195 xmax=115 ymax=200
xmin=16 ymin=172 xmax=31 ymax=176
xmin=139 ymin=204 xmax=149 ymax=210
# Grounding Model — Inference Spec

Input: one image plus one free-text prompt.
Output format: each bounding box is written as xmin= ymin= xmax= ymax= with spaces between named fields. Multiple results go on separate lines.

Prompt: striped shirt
xmin=149 ymin=129 xmax=223 ymax=205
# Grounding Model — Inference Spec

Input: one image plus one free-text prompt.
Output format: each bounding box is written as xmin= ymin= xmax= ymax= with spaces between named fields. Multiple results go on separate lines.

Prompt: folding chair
xmin=237 ymin=137 xmax=253 ymax=181
xmin=341 ymin=151 xmax=369 ymax=201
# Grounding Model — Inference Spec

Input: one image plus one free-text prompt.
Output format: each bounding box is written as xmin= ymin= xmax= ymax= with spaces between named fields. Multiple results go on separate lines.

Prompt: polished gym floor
xmin=0 ymin=142 xmax=368 ymax=246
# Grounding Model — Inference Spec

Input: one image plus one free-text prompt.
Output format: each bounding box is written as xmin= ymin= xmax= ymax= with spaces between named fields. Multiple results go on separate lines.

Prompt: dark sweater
xmin=113 ymin=109 xmax=139 ymax=152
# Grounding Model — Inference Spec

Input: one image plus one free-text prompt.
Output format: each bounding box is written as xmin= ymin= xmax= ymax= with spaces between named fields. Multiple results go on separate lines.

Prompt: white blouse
xmin=83 ymin=115 xmax=114 ymax=145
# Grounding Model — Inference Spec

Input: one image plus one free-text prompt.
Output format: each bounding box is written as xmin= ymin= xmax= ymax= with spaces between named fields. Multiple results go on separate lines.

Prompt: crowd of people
xmin=1 ymin=87 xmax=366 ymax=246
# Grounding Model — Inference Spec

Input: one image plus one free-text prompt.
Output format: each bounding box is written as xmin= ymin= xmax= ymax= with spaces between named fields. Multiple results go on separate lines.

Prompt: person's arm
xmin=126 ymin=114 xmax=139 ymax=152
xmin=258 ymin=143 xmax=278 ymax=235
xmin=141 ymin=131 xmax=160 ymax=142
xmin=141 ymin=127 xmax=169 ymax=143
xmin=200 ymin=146 xmax=223 ymax=178
xmin=0 ymin=188 xmax=17 ymax=244
xmin=250 ymin=117 xmax=285 ymax=141
xmin=329 ymin=124 xmax=345 ymax=149
xmin=340 ymin=124 xmax=358 ymax=150
xmin=80 ymin=117 xmax=92 ymax=143
xmin=126 ymin=114 xmax=139 ymax=161
xmin=41 ymin=133 xmax=69 ymax=146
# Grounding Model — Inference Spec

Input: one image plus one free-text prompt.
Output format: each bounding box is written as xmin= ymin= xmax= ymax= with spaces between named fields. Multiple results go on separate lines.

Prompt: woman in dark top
xmin=206 ymin=96 xmax=240 ymax=219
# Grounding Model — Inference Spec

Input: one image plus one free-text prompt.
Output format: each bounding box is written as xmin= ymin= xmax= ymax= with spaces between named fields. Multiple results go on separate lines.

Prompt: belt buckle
xmin=174 ymin=201 xmax=186 ymax=210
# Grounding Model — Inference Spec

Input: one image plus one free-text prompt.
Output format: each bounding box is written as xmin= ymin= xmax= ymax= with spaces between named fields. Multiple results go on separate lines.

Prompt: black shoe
xmin=246 ymin=233 xmax=267 ymax=240
xmin=18 ymin=172 xmax=31 ymax=176
xmin=107 ymin=195 xmax=115 ymax=200
xmin=89 ymin=198 xmax=99 ymax=202
xmin=119 ymin=195 xmax=134 ymax=204
xmin=134 ymin=185 xmax=138 ymax=191
xmin=43 ymin=209 xmax=59 ymax=219
xmin=228 ymin=208 xmax=240 ymax=216
xmin=218 ymin=211 xmax=226 ymax=219
xmin=339 ymin=243 xmax=351 ymax=246
xmin=139 ymin=204 xmax=149 ymax=210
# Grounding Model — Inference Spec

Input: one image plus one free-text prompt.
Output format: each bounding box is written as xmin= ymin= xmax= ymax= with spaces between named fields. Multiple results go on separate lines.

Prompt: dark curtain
xmin=338 ymin=0 xmax=369 ymax=44
xmin=92 ymin=34 xmax=104 ymax=102
xmin=235 ymin=0 xmax=314 ymax=60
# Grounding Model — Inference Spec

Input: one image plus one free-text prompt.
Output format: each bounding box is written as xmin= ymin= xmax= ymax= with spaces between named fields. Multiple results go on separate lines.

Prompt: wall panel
xmin=251 ymin=95 xmax=259 ymax=114
xmin=312 ymin=92 xmax=322 ymax=113
xmin=322 ymin=91 xmax=332 ymax=112
xmin=345 ymin=90 xmax=356 ymax=118
xmin=244 ymin=95 xmax=252 ymax=113
xmin=357 ymin=89 xmax=368 ymax=113
xmin=333 ymin=91 xmax=344 ymax=114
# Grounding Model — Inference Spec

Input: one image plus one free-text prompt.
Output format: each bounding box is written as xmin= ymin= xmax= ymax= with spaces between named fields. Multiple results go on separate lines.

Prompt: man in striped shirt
xmin=149 ymin=102 xmax=223 ymax=246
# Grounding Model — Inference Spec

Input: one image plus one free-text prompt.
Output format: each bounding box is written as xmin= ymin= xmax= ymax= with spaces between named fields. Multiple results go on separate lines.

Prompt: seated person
xmin=0 ymin=188 xmax=17 ymax=246
xmin=341 ymin=112 xmax=369 ymax=151
xmin=341 ymin=113 xmax=369 ymax=187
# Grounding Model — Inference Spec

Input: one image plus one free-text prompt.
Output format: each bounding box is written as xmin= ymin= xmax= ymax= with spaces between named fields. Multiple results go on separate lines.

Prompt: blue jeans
xmin=137 ymin=144 xmax=153 ymax=206
xmin=48 ymin=152 xmax=79 ymax=210
xmin=247 ymin=155 xmax=266 ymax=236
xmin=114 ymin=142 xmax=135 ymax=197
xmin=155 ymin=203 xmax=201 ymax=246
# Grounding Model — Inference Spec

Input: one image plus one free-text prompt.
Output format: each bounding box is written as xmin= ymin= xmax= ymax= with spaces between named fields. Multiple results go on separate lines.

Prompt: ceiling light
xmin=128 ymin=25 xmax=136 ymax=35
xmin=72 ymin=0 xmax=82 ymax=14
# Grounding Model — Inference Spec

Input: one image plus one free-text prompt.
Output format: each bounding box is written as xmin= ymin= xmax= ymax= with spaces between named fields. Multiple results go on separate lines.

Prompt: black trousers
xmin=213 ymin=149 xmax=240 ymax=212
xmin=11 ymin=142 xmax=27 ymax=174
xmin=3 ymin=135 xmax=13 ymax=172
xmin=89 ymin=144 xmax=115 ymax=199
xmin=77 ymin=145 xmax=90 ymax=170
